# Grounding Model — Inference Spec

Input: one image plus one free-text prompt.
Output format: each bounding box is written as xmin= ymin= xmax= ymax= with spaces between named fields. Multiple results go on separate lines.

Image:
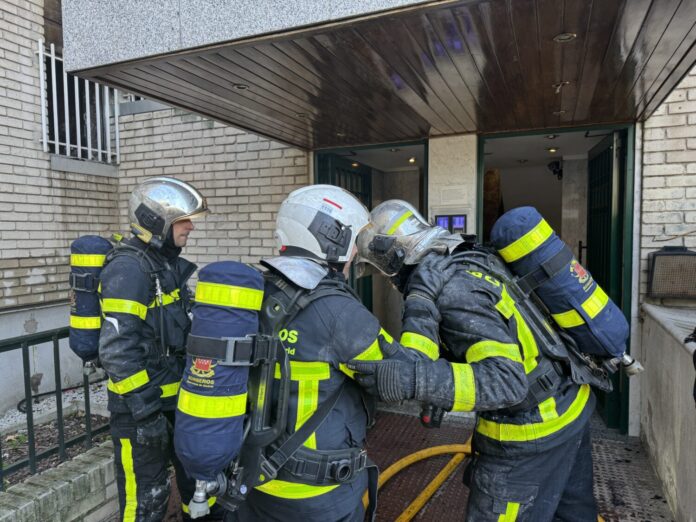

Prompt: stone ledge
xmin=0 ymin=440 xmax=117 ymax=522
xmin=642 ymin=303 xmax=696 ymax=355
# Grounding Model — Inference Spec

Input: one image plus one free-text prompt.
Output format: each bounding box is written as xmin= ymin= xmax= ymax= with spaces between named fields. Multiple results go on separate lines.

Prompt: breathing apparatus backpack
xmin=68 ymin=233 xmax=171 ymax=367
xmin=179 ymin=265 xmax=377 ymax=519
xmin=484 ymin=206 xmax=642 ymax=390
xmin=68 ymin=235 xmax=116 ymax=364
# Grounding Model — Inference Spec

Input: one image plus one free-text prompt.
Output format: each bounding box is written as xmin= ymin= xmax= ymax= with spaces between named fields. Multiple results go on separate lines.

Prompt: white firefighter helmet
xmin=357 ymin=199 xmax=449 ymax=276
xmin=275 ymin=185 xmax=369 ymax=263
xmin=129 ymin=177 xmax=208 ymax=243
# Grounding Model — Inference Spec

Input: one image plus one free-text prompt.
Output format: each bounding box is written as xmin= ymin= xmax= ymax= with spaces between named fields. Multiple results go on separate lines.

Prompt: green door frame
xmin=313 ymin=140 xmax=429 ymax=216
xmin=477 ymin=123 xmax=636 ymax=433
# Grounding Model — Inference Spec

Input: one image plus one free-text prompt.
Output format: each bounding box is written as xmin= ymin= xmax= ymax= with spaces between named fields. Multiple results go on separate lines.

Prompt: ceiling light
xmin=408 ymin=157 xmax=416 ymax=164
xmin=389 ymin=148 xmax=400 ymax=153
xmin=351 ymin=162 xmax=359 ymax=168
xmin=232 ymin=83 xmax=249 ymax=91
xmin=336 ymin=132 xmax=346 ymax=138
xmin=517 ymin=159 xmax=528 ymax=164
xmin=547 ymin=147 xmax=559 ymax=153
xmin=552 ymin=110 xmax=567 ymax=116
xmin=546 ymin=134 xmax=559 ymax=139
xmin=553 ymin=32 xmax=577 ymax=43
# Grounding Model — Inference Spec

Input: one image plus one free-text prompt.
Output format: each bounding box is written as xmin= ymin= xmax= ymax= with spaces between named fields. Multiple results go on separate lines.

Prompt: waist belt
xmin=503 ymin=357 xmax=566 ymax=414
xmin=277 ymin=445 xmax=369 ymax=486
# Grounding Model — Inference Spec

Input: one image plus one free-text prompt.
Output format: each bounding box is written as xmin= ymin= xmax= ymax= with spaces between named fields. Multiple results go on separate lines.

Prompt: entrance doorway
xmin=315 ymin=142 xmax=427 ymax=336
xmin=480 ymin=127 xmax=634 ymax=432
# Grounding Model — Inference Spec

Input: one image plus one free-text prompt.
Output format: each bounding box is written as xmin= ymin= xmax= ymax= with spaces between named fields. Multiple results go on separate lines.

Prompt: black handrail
xmin=0 ymin=327 xmax=109 ymax=490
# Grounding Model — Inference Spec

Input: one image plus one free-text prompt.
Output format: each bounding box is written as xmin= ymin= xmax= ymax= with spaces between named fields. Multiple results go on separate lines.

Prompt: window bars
xmin=37 ymin=39 xmax=120 ymax=165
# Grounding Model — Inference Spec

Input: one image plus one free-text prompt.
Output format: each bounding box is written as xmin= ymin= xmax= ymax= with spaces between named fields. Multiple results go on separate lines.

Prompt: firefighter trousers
xmin=111 ymin=410 xmax=223 ymax=522
xmin=464 ymin=422 xmax=597 ymax=521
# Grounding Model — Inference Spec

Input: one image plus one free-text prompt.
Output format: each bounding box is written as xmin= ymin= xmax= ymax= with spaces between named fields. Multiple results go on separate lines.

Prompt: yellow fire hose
xmin=362 ymin=439 xmax=606 ymax=522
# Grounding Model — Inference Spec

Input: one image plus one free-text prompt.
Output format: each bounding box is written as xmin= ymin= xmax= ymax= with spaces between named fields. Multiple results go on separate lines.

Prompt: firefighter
xmin=99 ymin=177 xmax=219 ymax=521
xmin=350 ymin=200 xmax=598 ymax=521
xmin=225 ymin=185 xmax=415 ymax=522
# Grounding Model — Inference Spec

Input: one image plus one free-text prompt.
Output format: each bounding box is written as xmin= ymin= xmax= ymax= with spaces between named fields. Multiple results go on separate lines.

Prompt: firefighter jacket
xmin=98 ymin=237 xmax=196 ymax=421
xmin=400 ymin=251 xmax=595 ymax=457
xmin=246 ymin=264 xmax=397 ymax=521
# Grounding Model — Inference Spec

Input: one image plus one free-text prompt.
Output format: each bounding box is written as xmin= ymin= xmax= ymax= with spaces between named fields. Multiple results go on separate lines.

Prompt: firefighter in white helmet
xmin=224 ymin=186 xmax=418 ymax=522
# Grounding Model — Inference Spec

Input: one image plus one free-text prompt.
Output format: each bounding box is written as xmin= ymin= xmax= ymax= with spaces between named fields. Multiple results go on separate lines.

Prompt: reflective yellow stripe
xmin=107 ymin=369 xmax=150 ymax=394
xmin=297 ymin=378 xmax=320 ymax=448
xmin=70 ymin=254 xmax=106 ymax=267
xmin=538 ymin=397 xmax=558 ymax=422
xmin=466 ymin=341 xmax=522 ymax=364
xmin=477 ymin=384 xmax=591 ymax=441
xmin=149 ymin=288 xmax=180 ymax=308
xmin=340 ymin=329 xmax=391 ymax=378
xmin=387 ymin=210 xmax=414 ymax=235
xmin=160 ymin=382 xmax=180 ymax=398
xmin=552 ymin=285 xmax=609 ymax=328
xmin=274 ymin=361 xmax=332 ymax=380
xmin=294 ymin=362 xmax=330 ymax=449
xmin=498 ymin=501 xmax=520 ymax=522
xmin=195 ymin=281 xmax=263 ymax=310
xmin=498 ymin=219 xmax=553 ymax=263
xmin=255 ymin=479 xmax=339 ymax=499
xmin=69 ymin=315 xmax=101 ymax=329
xmin=101 ymin=298 xmax=148 ymax=320
xmin=182 ymin=497 xmax=216 ymax=514
xmin=451 ymin=363 xmax=475 ymax=412
xmin=120 ymin=438 xmax=137 ymax=522
xmin=401 ymin=331 xmax=439 ymax=360
xmin=582 ymin=285 xmax=609 ymax=317
xmin=272 ymin=362 xmax=331 ymax=449
xmin=552 ymin=309 xmax=585 ymax=328
xmin=177 ymin=388 xmax=247 ymax=419
xmin=495 ymin=286 xmax=538 ymax=374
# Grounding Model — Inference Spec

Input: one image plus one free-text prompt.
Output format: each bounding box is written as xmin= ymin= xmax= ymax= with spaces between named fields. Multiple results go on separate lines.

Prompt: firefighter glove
xmin=136 ymin=412 xmax=171 ymax=449
xmin=348 ymin=360 xmax=416 ymax=403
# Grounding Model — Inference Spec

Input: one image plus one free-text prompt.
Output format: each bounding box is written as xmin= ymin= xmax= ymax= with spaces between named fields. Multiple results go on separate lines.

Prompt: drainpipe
xmin=628 ymin=122 xmax=643 ymax=437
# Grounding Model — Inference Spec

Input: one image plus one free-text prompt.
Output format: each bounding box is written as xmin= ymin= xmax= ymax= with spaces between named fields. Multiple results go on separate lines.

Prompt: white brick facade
xmin=641 ymin=69 xmax=696 ymax=298
xmin=116 ymin=109 xmax=309 ymax=268
xmin=0 ymin=0 xmax=119 ymax=308
xmin=0 ymin=0 xmax=309 ymax=310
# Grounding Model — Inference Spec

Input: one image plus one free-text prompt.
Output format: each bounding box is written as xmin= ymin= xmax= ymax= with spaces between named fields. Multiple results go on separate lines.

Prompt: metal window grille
xmin=37 ymin=39 xmax=120 ymax=164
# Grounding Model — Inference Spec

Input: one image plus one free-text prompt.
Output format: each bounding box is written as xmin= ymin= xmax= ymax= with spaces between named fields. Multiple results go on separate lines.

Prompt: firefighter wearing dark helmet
xmin=350 ymin=200 xmax=598 ymax=521
xmin=99 ymin=177 xmax=220 ymax=521
xmin=225 ymin=186 xmax=417 ymax=522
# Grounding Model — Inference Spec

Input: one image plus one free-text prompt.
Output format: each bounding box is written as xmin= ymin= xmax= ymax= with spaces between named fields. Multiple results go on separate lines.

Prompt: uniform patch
xmin=191 ymin=358 xmax=216 ymax=378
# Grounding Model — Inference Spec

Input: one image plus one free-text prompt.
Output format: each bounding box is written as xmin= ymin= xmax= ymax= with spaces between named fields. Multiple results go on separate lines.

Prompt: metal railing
xmin=37 ymin=39 xmax=121 ymax=165
xmin=0 ymin=327 xmax=109 ymax=490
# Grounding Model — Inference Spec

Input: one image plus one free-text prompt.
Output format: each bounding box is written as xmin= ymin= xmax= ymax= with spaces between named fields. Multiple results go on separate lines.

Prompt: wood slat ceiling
xmin=80 ymin=0 xmax=696 ymax=149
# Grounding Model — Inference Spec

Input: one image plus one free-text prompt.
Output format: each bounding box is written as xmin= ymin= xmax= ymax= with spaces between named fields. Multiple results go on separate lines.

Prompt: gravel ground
xmin=0 ymin=378 xmax=108 ymax=433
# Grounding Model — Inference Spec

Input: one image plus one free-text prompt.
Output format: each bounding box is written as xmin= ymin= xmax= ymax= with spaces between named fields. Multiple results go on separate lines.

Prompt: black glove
xmin=348 ymin=360 xmax=416 ymax=403
xmin=378 ymin=333 xmax=420 ymax=362
xmin=135 ymin=412 xmax=171 ymax=449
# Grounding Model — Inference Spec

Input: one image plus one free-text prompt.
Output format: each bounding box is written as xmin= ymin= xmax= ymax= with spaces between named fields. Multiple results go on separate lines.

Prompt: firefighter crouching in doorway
xmin=225 ymin=185 xmax=418 ymax=522
xmin=349 ymin=200 xmax=598 ymax=522
xmin=99 ymin=177 xmax=222 ymax=521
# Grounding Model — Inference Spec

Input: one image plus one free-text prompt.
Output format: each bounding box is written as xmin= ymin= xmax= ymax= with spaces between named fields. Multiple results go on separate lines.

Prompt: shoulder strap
xmin=265 ymin=384 xmax=345 ymax=476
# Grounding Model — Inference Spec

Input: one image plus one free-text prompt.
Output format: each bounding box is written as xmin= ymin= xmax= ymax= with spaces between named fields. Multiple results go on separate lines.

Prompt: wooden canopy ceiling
xmin=79 ymin=0 xmax=696 ymax=149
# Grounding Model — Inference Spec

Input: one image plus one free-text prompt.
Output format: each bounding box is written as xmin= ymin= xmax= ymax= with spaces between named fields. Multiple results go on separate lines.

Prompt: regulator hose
xmin=364 ymin=440 xmax=606 ymax=522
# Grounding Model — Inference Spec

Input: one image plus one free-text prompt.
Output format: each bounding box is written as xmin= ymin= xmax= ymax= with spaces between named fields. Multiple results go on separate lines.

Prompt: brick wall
xmin=117 ymin=109 xmax=309 ymax=268
xmin=0 ymin=0 xmax=119 ymax=309
xmin=640 ymin=66 xmax=696 ymax=299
